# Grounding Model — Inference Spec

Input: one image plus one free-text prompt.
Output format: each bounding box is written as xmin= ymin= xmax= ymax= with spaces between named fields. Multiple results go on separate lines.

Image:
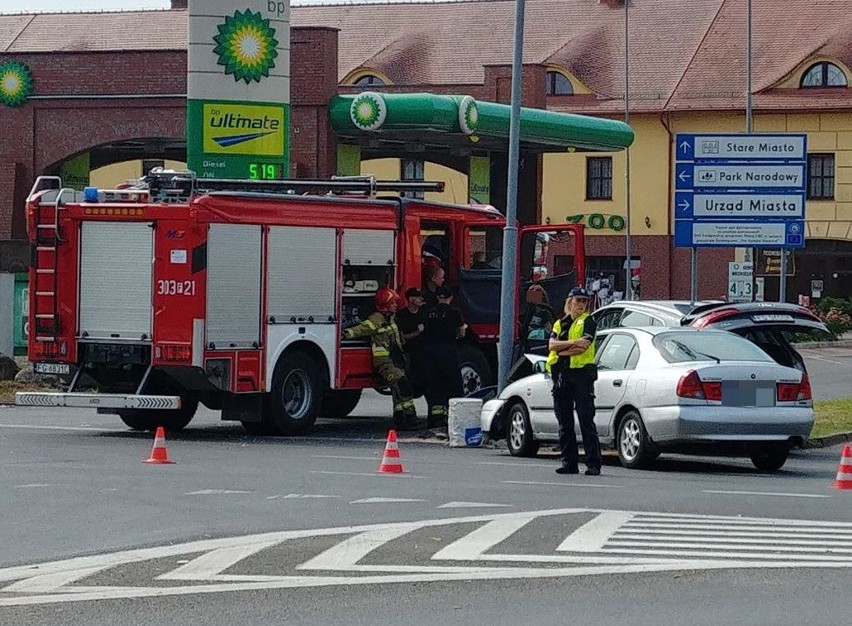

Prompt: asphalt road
xmin=0 ymin=398 xmax=850 ymax=625
xmin=800 ymin=345 xmax=852 ymax=400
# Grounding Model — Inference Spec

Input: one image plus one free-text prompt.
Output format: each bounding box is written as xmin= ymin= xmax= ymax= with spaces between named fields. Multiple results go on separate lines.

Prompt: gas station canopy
xmin=329 ymin=92 xmax=634 ymax=153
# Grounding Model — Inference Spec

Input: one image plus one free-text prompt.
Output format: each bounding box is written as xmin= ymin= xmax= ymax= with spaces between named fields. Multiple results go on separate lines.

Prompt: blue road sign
xmin=675 ymin=219 xmax=806 ymax=249
xmin=673 ymin=133 xmax=807 ymax=248
xmin=676 ymin=134 xmax=806 ymax=162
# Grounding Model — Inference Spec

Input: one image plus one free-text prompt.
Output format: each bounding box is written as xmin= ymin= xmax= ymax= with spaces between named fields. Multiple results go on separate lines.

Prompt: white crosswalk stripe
xmin=1 ymin=508 xmax=851 ymax=607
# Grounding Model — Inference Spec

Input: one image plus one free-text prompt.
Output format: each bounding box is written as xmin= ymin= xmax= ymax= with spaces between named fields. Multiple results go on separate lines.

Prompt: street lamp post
xmin=497 ymin=0 xmax=526 ymax=391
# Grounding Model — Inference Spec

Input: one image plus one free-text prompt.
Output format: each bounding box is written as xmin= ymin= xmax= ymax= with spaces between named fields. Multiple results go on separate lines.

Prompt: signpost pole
xmin=779 ymin=248 xmax=788 ymax=302
xmin=690 ymin=247 xmax=698 ymax=303
xmin=497 ymin=0 xmax=525 ymax=392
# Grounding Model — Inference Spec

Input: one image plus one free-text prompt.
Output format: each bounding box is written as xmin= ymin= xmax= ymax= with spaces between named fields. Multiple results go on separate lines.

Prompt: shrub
xmin=817 ymin=307 xmax=852 ymax=339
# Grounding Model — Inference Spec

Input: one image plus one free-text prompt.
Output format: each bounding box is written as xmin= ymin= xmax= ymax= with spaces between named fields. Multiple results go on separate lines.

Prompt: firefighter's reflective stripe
xmin=372 ymin=345 xmax=390 ymax=357
xmin=394 ymin=399 xmax=415 ymax=412
xmin=429 ymin=406 xmax=447 ymax=417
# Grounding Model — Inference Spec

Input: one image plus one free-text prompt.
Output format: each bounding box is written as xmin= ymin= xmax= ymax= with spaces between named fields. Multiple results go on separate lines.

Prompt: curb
xmin=804 ymin=432 xmax=852 ymax=448
xmin=795 ymin=339 xmax=852 ymax=349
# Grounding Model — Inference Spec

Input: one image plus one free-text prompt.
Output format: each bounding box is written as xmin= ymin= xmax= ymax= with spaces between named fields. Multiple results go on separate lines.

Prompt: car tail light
xmin=776 ymin=374 xmax=812 ymax=402
xmin=691 ymin=308 xmax=739 ymax=328
xmin=702 ymin=381 xmax=722 ymax=401
xmin=798 ymin=374 xmax=812 ymax=400
xmin=676 ymin=370 xmax=721 ymax=400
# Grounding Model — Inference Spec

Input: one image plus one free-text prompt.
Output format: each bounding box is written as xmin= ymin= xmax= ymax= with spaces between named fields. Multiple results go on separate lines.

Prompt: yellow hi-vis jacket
xmin=342 ymin=312 xmax=404 ymax=363
xmin=545 ymin=312 xmax=596 ymax=372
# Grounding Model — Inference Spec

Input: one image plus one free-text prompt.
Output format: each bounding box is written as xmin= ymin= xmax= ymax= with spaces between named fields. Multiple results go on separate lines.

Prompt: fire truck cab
xmin=17 ymin=170 xmax=585 ymax=435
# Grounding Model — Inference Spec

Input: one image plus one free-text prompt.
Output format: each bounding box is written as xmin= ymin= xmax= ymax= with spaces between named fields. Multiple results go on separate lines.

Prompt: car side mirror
xmin=532 ymin=360 xmax=547 ymax=374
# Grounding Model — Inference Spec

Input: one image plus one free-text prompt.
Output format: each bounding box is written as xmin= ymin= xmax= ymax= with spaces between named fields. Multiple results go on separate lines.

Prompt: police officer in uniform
xmin=423 ymin=285 xmax=465 ymax=429
xmin=546 ymin=287 xmax=602 ymax=476
xmin=343 ymin=287 xmax=418 ymax=431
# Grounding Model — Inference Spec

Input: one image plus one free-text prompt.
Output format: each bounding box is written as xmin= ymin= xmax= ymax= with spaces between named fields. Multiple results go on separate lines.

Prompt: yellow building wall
xmin=361 ymin=158 xmax=468 ymax=204
xmin=90 ymin=160 xmax=186 ymax=188
xmin=542 ymin=115 xmax=670 ymax=236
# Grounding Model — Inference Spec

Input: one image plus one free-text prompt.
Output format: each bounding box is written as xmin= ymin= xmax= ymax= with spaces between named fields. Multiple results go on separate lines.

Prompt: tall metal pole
xmin=690 ymin=248 xmax=698 ymax=303
xmin=624 ymin=0 xmax=633 ymax=300
xmin=497 ymin=0 xmax=526 ymax=391
xmin=746 ymin=0 xmax=758 ymax=302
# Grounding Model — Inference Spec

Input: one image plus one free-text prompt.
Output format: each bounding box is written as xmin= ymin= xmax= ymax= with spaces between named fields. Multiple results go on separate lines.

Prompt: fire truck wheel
xmin=118 ymin=399 xmax=199 ymax=433
xmin=264 ymin=351 xmax=323 ymax=434
xmin=322 ymin=389 xmax=363 ymax=418
xmin=457 ymin=345 xmax=492 ymax=396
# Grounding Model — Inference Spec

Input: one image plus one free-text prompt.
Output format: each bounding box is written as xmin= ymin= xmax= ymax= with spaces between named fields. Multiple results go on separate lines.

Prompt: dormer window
xmin=800 ymin=62 xmax=847 ymax=88
xmin=545 ymin=71 xmax=574 ymax=96
xmin=354 ymin=74 xmax=386 ymax=87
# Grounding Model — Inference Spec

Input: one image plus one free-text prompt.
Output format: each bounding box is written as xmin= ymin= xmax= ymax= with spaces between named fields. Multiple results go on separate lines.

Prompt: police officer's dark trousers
xmin=552 ymin=367 xmax=602 ymax=471
xmin=423 ymin=343 xmax=462 ymax=428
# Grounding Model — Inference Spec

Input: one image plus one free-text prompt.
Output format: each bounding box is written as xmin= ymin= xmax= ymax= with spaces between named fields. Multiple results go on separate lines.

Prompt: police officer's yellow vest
xmin=545 ymin=313 xmax=596 ymax=372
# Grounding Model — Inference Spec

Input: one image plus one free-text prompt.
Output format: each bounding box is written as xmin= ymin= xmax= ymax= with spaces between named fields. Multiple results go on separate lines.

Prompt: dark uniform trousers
xmin=423 ymin=342 xmax=463 ymax=428
xmin=552 ymin=366 xmax=602 ymax=471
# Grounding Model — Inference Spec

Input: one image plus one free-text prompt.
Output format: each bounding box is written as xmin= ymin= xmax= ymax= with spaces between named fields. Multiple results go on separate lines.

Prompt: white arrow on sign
xmin=678 ymin=170 xmax=691 ymax=182
xmin=678 ymin=199 xmax=690 ymax=212
xmin=679 ymin=140 xmax=690 ymax=154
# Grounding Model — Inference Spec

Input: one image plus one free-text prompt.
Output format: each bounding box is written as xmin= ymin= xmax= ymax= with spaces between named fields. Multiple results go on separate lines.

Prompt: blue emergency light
xmin=83 ymin=187 xmax=99 ymax=203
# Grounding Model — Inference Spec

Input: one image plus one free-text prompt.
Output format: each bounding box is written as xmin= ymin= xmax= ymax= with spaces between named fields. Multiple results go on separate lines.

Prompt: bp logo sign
xmin=0 ymin=60 xmax=33 ymax=107
xmin=458 ymin=96 xmax=479 ymax=135
xmin=213 ymin=9 xmax=279 ymax=84
xmin=350 ymin=92 xmax=387 ymax=131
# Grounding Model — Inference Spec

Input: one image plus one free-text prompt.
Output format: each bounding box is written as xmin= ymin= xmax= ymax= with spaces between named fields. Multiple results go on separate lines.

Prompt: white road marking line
xmin=5 ymin=561 xmax=849 ymax=607
xmin=350 ymin=497 xmax=425 ymax=504
xmin=437 ymin=502 xmax=513 ymax=509
xmin=619 ymin=528 xmax=852 ymax=538
xmin=606 ymin=540 xmax=852 ymax=553
xmin=312 ymin=455 xmax=380 ymax=461
xmin=159 ymin=542 xmax=282 ymax=581
xmin=600 ymin=547 xmax=852 ymax=562
xmin=13 ymin=483 xmax=52 ymax=489
xmin=432 ymin=513 xmax=541 ymax=561
xmin=3 ymin=566 xmax=110 ymax=593
xmin=557 ymin=511 xmax=635 ymax=552
xmin=185 ymin=489 xmax=252 ymax=495
xmin=298 ymin=526 xmax=419 ymax=570
xmin=266 ymin=494 xmax=338 ymax=500
xmin=310 ymin=470 xmax=417 ymax=478
xmin=625 ymin=522 xmax=851 ymax=532
xmin=618 ymin=536 xmax=852 ymax=547
xmin=630 ymin=516 xmax=852 ymax=527
xmin=803 ymin=355 xmax=850 ymax=366
xmin=0 ymin=424 xmax=125 ymax=432
xmin=477 ymin=461 xmax=552 ymax=467
xmin=702 ymin=489 xmax=831 ymax=499
xmin=503 ymin=480 xmax=620 ymax=489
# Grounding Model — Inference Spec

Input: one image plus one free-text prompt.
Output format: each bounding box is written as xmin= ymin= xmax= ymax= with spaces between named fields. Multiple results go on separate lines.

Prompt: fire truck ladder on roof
xmin=30 ymin=178 xmax=73 ymax=345
xmin=142 ymin=168 xmax=445 ymax=203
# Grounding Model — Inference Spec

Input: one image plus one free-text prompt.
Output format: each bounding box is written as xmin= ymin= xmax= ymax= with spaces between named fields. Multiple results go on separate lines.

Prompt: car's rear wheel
xmin=617 ymin=411 xmax=657 ymax=469
xmin=749 ymin=444 xmax=790 ymax=471
xmin=506 ymin=400 xmax=540 ymax=457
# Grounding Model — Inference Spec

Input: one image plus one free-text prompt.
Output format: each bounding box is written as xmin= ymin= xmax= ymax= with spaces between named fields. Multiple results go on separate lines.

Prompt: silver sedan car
xmin=481 ymin=327 xmax=815 ymax=471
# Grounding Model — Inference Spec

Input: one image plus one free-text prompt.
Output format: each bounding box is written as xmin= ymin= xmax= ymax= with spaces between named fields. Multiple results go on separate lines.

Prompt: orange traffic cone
xmin=834 ymin=442 xmax=852 ymax=490
xmin=143 ymin=426 xmax=175 ymax=464
xmin=377 ymin=430 xmax=404 ymax=473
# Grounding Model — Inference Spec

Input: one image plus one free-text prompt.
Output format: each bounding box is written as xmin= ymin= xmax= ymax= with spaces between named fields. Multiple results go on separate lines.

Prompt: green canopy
xmin=329 ymin=92 xmax=634 ymax=152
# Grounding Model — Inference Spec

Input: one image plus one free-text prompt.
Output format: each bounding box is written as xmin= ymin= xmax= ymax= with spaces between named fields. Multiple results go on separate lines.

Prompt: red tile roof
xmin=1 ymin=0 xmax=850 ymax=112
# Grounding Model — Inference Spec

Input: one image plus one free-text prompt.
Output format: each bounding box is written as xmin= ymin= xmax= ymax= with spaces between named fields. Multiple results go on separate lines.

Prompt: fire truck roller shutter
xmin=206 ymin=224 xmax=262 ymax=348
xmin=342 ymin=229 xmax=395 ymax=266
xmin=79 ymin=222 xmax=153 ymax=340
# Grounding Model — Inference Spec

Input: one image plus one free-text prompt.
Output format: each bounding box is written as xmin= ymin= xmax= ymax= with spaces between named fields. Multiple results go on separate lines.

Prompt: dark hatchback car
xmin=591 ymin=300 xmax=829 ymax=373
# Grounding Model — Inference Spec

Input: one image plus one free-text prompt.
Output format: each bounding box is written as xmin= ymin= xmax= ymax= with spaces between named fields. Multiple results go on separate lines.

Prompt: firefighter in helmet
xmin=342 ymin=287 xmax=418 ymax=431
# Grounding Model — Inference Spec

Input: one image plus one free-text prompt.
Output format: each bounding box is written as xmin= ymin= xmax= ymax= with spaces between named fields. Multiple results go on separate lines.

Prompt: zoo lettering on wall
xmin=565 ymin=214 xmax=626 ymax=232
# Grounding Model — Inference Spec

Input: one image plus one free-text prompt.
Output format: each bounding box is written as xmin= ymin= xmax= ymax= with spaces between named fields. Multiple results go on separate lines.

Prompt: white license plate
xmin=35 ymin=363 xmax=70 ymax=375
xmin=752 ymin=314 xmax=794 ymax=323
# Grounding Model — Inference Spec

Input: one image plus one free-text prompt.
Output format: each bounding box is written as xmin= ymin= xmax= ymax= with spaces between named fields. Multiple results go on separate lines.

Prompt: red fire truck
xmin=16 ymin=170 xmax=585 ymax=434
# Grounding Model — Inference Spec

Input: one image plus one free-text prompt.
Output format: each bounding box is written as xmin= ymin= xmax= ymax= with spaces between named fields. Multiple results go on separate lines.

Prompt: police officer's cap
xmin=435 ymin=285 xmax=453 ymax=299
xmin=568 ymin=286 xmax=590 ymax=299
xmin=405 ymin=287 xmax=422 ymax=298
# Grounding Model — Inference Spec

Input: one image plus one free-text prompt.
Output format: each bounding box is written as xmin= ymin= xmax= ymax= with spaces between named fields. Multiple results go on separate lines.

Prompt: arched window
xmin=354 ymin=74 xmax=386 ymax=87
xmin=545 ymin=71 xmax=574 ymax=96
xmin=800 ymin=62 xmax=848 ymax=88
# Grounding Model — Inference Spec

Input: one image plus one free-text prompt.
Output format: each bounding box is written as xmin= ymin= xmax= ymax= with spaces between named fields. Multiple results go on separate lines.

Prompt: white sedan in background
xmin=481 ymin=327 xmax=815 ymax=471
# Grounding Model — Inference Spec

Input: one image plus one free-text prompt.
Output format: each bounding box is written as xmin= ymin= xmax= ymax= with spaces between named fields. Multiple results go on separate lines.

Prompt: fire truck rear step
xmin=15 ymin=392 xmax=181 ymax=410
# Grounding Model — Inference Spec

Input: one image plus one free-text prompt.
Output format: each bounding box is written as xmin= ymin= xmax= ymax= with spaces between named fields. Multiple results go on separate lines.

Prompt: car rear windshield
xmin=653 ymin=332 xmax=772 ymax=364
